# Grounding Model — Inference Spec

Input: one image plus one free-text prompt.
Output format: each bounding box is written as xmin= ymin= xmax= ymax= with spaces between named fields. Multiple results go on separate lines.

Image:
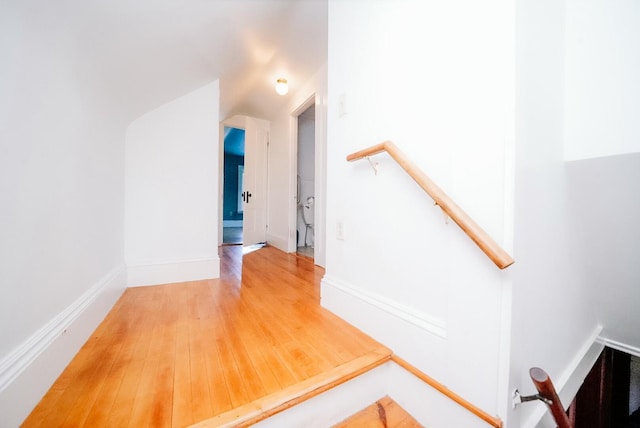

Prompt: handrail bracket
xmin=434 ymin=201 xmax=451 ymax=224
xmin=527 ymin=367 xmax=571 ymax=428
xmin=365 ymin=156 xmax=379 ymax=175
xmin=512 ymin=389 xmax=552 ymax=408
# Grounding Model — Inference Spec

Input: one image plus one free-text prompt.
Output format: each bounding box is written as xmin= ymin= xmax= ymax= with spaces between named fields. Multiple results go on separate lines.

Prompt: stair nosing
xmin=188 ymin=345 xmax=392 ymax=428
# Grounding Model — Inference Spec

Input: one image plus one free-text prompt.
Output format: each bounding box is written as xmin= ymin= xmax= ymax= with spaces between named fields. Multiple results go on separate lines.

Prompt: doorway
xmin=219 ymin=115 xmax=269 ymax=249
xmin=296 ymin=104 xmax=315 ymax=259
xmin=223 ymin=127 xmax=245 ymax=245
xmin=568 ymin=347 xmax=640 ymax=427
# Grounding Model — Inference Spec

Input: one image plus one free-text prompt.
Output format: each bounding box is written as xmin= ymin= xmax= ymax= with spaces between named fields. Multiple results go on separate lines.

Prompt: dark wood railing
xmin=529 ymin=367 xmax=571 ymax=428
xmin=347 ymin=141 xmax=514 ymax=269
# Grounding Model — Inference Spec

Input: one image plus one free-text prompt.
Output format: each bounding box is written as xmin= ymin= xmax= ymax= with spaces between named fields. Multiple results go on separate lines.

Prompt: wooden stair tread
xmin=189 ymin=346 xmax=392 ymax=428
xmin=333 ymin=395 xmax=423 ymax=428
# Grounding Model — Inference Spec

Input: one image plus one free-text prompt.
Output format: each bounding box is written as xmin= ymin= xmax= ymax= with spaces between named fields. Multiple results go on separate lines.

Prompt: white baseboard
xmin=254 ymin=363 xmax=391 ymax=428
xmin=556 ymin=325 xmax=604 ymax=406
xmin=0 ymin=264 xmax=126 ymax=427
xmin=266 ymin=232 xmax=290 ymax=253
xmin=126 ymin=257 xmax=220 ymax=287
xmin=321 ymin=275 xmax=447 ymax=339
xmin=387 ymin=362 xmax=490 ymax=427
xmin=597 ymin=336 xmax=640 ymax=358
xmin=522 ymin=324 xmax=604 ymax=428
xmin=255 ymin=359 xmax=492 ymax=427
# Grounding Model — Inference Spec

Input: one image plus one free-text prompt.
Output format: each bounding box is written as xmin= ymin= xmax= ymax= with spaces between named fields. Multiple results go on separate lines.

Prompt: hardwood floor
xmin=332 ymin=396 xmax=423 ymax=428
xmin=22 ymin=245 xmax=389 ymax=427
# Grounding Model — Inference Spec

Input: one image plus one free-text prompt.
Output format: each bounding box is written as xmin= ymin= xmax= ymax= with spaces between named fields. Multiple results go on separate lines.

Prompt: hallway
xmin=22 ymin=246 xmax=388 ymax=427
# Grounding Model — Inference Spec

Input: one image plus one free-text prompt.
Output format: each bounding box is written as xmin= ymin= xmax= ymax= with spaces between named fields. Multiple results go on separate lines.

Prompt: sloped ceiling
xmin=20 ymin=0 xmax=327 ymax=123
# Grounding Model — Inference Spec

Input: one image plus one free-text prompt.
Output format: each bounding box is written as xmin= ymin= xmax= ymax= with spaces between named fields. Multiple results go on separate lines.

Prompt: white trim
xmin=597 ymin=336 xmax=640 ymax=358
xmin=223 ymin=220 xmax=243 ymax=228
xmin=0 ymin=264 xmax=125 ymax=393
xmin=521 ymin=324 xmax=604 ymax=428
xmin=321 ymin=275 xmax=447 ymax=338
xmin=266 ymin=232 xmax=289 ymax=254
xmin=387 ymin=361 xmax=493 ymax=427
xmin=127 ymin=257 xmax=220 ymax=287
xmin=289 ymin=94 xmax=317 ymax=255
xmin=555 ymin=324 xmax=604 ymax=401
xmin=496 ymin=277 xmax=514 ymax=420
xmin=285 ymin=66 xmax=328 ymax=267
xmin=254 ymin=364 xmax=390 ymax=427
xmin=257 ymin=359 xmax=493 ymax=427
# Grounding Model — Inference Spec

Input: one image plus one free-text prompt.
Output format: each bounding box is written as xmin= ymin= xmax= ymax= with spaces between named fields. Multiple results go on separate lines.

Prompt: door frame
xmin=289 ymin=93 xmax=327 ymax=267
xmin=218 ymin=115 xmax=269 ymax=247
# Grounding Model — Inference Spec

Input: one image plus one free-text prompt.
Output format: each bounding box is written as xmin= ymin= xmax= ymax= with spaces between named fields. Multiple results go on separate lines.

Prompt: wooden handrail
xmin=391 ymin=355 xmax=503 ymax=427
xmin=347 ymin=141 xmax=514 ymax=269
xmin=529 ymin=367 xmax=571 ymax=428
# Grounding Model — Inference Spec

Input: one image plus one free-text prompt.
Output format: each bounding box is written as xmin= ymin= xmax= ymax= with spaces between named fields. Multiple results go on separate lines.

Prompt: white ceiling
xmin=27 ymin=0 xmax=327 ymax=123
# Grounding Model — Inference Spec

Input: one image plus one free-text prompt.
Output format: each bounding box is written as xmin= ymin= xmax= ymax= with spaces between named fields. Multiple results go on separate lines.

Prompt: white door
xmin=242 ymin=120 xmax=268 ymax=245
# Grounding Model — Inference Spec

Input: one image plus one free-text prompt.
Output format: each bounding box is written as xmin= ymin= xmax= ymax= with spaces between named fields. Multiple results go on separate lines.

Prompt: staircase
xmin=333 ymin=396 xmax=422 ymax=427
xmin=189 ymin=347 xmax=392 ymax=427
xmin=189 ymin=350 xmax=502 ymax=428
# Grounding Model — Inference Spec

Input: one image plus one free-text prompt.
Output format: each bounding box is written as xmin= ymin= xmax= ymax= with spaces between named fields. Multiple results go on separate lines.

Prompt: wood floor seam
xmin=22 ymin=246 xmax=388 ymax=428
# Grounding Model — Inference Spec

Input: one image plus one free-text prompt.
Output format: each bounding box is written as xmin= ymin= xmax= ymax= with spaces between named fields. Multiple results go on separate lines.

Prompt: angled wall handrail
xmin=529 ymin=367 xmax=571 ymax=428
xmin=392 ymin=355 xmax=503 ymax=427
xmin=347 ymin=141 xmax=514 ymax=269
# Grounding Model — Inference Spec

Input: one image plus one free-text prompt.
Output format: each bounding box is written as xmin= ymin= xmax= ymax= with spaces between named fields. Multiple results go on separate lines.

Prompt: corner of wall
xmin=126 ymin=256 xmax=221 ymax=287
xmin=124 ymin=80 xmax=220 ymax=283
xmin=596 ymin=336 xmax=640 ymax=359
xmin=320 ymin=274 xmax=449 ymax=379
xmin=519 ymin=325 xmax=604 ymax=428
xmin=0 ymin=264 xmax=127 ymax=427
xmin=266 ymin=232 xmax=290 ymax=254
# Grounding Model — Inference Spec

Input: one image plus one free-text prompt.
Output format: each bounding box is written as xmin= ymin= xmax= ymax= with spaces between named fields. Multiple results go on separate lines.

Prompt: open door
xmin=221 ymin=127 xmax=245 ymax=245
xmin=241 ymin=119 xmax=269 ymax=246
xmin=220 ymin=115 xmax=269 ymax=248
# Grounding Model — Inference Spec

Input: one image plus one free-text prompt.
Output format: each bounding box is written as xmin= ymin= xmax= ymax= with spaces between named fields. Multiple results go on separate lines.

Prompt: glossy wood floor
xmin=333 ymin=396 xmax=423 ymax=428
xmin=22 ymin=245 xmax=388 ymax=427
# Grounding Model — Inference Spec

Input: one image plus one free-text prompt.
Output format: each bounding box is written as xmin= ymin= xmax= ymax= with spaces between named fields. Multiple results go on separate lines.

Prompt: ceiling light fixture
xmin=275 ymin=78 xmax=288 ymax=95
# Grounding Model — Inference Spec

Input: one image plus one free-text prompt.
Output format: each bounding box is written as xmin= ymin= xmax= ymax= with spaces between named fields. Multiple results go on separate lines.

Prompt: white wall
xmin=0 ymin=2 xmax=126 ymax=425
xmin=267 ymin=65 xmax=328 ymax=267
xmin=566 ymin=154 xmax=640 ymax=354
xmin=324 ymin=0 xmax=514 ymax=420
xmin=256 ymin=361 xmax=493 ymax=428
xmin=125 ymin=81 xmax=220 ymax=286
xmin=508 ymin=1 xmax=602 ymax=427
xmin=563 ymin=0 xmax=640 ymax=359
xmin=564 ymin=0 xmax=640 ymax=161
xmin=267 ymin=103 xmax=296 ymax=252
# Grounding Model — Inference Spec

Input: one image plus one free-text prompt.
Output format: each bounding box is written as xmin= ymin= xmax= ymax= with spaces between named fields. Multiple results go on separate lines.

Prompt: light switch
xmin=339 ymin=93 xmax=347 ymax=117
xmin=336 ymin=221 xmax=344 ymax=240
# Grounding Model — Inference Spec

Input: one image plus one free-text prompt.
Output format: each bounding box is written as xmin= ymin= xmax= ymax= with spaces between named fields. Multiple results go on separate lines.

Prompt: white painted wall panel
xmin=508 ymin=1 xmax=601 ymax=426
xmin=325 ymin=0 xmax=515 ymax=419
xmin=564 ymin=0 xmax=640 ymax=160
xmin=0 ymin=2 xmax=127 ymax=424
xmin=125 ymin=81 xmax=220 ymax=284
xmin=567 ymin=154 xmax=640 ymax=352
